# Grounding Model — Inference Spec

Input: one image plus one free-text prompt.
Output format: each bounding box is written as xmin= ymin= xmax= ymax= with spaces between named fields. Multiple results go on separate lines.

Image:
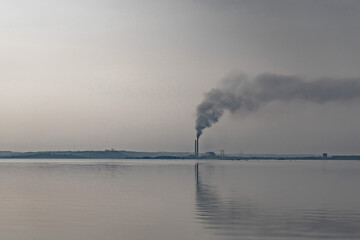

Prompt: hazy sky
xmin=1 ymin=0 xmax=360 ymax=154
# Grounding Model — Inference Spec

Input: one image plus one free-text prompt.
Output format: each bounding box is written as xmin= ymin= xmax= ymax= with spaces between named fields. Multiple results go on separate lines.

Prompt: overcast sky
xmin=1 ymin=0 xmax=360 ymax=154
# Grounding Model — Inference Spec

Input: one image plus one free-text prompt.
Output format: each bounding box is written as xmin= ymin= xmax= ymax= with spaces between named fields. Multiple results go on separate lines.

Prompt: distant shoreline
xmin=0 ymin=151 xmax=359 ymax=160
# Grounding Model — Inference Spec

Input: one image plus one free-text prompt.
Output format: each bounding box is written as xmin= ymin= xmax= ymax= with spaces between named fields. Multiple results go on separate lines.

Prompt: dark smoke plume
xmin=196 ymin=73 xmax=360 ymax=138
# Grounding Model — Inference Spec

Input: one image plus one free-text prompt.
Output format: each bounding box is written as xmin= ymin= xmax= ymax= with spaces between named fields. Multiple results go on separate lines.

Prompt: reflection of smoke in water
xmin=195 ymin=163 xmax=360 ymax=239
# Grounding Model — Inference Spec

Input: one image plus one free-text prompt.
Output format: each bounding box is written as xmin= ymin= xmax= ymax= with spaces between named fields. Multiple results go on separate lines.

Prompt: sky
xmin=1 ymin=0 xmax=360 ymax=154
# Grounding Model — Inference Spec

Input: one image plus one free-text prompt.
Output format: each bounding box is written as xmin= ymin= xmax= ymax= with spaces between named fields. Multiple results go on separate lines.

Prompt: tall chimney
xmin=194 ymin=140 xmax=197 ymax=155
xmin=196 ymin=137 xmax=199 ymax=157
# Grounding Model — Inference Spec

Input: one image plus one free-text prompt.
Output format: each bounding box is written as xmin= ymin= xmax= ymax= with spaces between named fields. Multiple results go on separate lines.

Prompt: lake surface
xmin=0 ymin=159 xmax=359 ymax=240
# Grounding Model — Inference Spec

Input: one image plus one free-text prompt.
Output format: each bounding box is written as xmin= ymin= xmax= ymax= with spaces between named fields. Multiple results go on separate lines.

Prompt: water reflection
xmin=195 ymin=162 xmax=360 ymax=240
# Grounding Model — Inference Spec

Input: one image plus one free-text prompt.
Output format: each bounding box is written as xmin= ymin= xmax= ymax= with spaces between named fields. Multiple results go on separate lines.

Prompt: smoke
xmin=196 ymin=73 xmax=360 ymax=138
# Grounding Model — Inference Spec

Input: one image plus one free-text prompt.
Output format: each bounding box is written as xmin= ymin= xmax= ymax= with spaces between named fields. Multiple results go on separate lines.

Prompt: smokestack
xmin=195 ymin=139 xmax=197 ymax=156
xmin=197 ymin=137 xmax=199 ymax=157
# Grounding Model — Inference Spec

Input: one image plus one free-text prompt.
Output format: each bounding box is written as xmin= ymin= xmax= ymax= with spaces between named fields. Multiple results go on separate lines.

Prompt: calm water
xmin=0 ymin=159 xmax=359 ymax=240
